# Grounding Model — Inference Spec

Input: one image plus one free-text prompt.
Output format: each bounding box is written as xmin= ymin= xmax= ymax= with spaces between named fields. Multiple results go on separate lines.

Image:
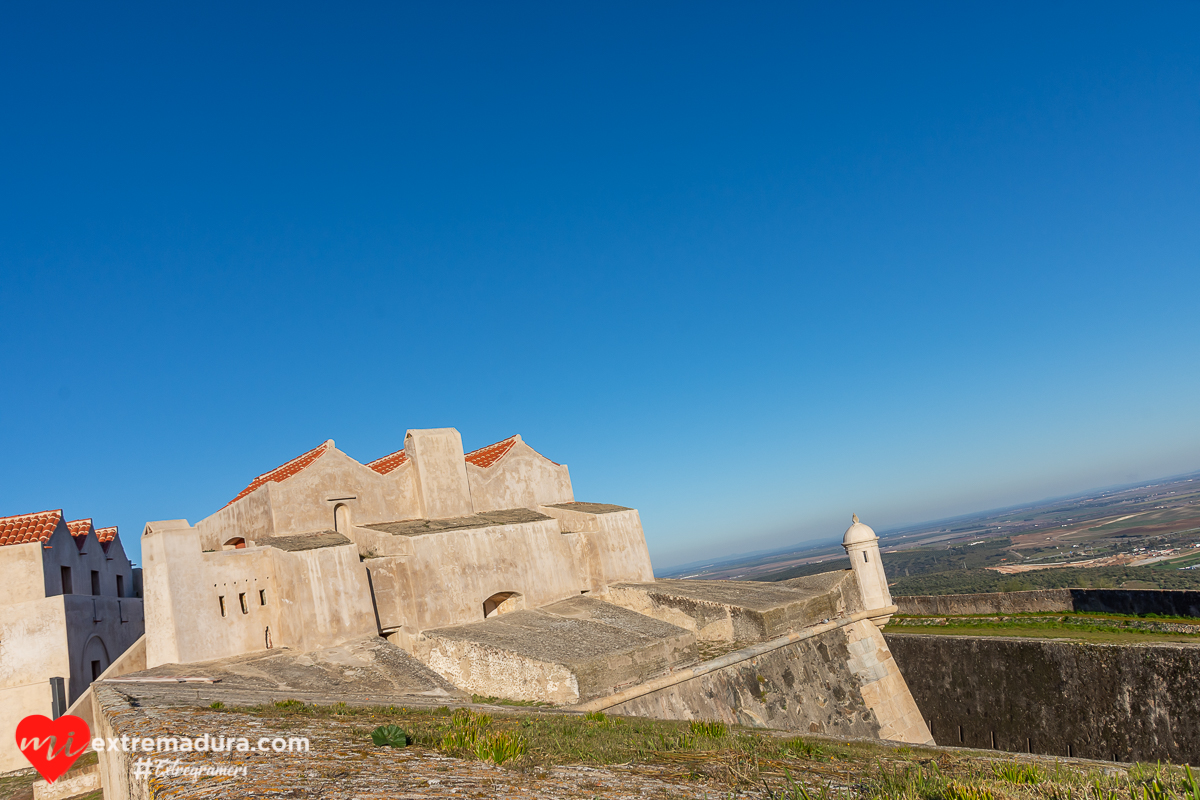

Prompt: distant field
xmin=671 ymin=471 xmax=1200 ymax=587
xmin=884 ymin=610 xmax=1200 ymax=644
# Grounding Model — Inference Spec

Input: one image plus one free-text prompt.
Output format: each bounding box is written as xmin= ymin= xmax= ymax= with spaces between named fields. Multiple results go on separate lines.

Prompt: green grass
xmin=886 ymin=611 xmax=1200 ymax=643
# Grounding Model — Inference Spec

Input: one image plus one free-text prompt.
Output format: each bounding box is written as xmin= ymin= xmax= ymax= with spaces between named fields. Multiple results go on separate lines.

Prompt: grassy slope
xmin=238 ymin=701 xmax=1200 ymax=799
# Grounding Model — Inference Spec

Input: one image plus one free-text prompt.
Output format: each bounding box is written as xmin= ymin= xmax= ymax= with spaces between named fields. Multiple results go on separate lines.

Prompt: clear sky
xmin=2 ymin=2 xmax=1198 ymax=569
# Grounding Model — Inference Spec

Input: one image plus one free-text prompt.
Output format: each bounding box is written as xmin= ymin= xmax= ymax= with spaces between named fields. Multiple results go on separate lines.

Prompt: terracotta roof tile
xmin=67 ymin=518 xmax=93 ymax=550
xmin=367 ymin=448 xmax=408 ymax=475
xmin=95 ymin=526 xmax=118 ymax=544
xmin=226 ymin=441 xmax=333 ymax=507
xmin=464 ymin=435 xmax=520 ymax=469
xmin=0 ymin=509 xmax=63 ymax=548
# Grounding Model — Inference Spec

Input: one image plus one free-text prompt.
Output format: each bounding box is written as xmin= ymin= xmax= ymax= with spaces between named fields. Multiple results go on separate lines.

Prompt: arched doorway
xmin=334 ymin=504 xmax=352 ymax=534
xmin=483 ymin=592 xmax=524 ymax=619
xmin=82 ymin=635 xmax=110 ymax=683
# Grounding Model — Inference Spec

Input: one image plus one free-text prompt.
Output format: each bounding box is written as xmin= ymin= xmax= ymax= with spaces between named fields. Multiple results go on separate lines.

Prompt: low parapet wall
xmin=885 ymin=633 xmax=1200 ymax=764
xmin=895 ymin=588 xmax=1200 ymax=618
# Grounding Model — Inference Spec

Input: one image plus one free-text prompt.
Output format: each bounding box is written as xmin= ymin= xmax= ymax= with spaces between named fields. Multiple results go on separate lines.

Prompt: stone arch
xmin=483 ymin=591 xmax=524 ymax=619
xmin=223 ymin=537 xmax=247 ymax=550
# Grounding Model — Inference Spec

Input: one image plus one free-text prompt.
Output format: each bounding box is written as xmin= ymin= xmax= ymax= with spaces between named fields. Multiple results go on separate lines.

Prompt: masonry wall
xmin=466 ymin=440 xmax=573 ymax=512
xmin=0 ymin=595 xmax=69 ymax=772
xmin=885 ymin=633 xmax=1200 ymax=764
xmin=608 ymin=621 xmax=932 ymax=744
xmin=143 ymin=523 xmax=377 ymax=667
xmin=894 ymin=588 xmax=1200 ymax=617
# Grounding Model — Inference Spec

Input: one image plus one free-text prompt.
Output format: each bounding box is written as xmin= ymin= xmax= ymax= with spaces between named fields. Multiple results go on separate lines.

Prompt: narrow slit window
xmin=259 ymin=589 xmax=267 ymax=606
xmin=91 ymin=570 xmax=101 ymax=596
xmin=219 ymin=596 xmax=227 ymax=617
xmin=864 ymin=551 xmax=870 ymax=562
xmin=239 ymin=593 xmax=248 ymax=614
xmin=116 ymin=574 xmax=125 ymax=598
xmin=61 ymin=566 xmax=73 ymax=595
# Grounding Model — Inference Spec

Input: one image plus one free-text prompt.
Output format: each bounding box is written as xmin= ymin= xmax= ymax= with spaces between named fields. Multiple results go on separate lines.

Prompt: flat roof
xmin=364 ymin=508 xmax=551 ymax=537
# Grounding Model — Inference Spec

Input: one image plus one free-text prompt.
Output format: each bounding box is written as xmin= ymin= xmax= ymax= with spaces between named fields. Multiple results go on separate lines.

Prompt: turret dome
xmin=842 ymin=514 xmax=878 ymax=546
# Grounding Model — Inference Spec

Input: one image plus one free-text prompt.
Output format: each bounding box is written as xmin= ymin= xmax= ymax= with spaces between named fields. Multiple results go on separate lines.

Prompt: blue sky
xmin=2 ymin=2 xmax=1198 ymax=569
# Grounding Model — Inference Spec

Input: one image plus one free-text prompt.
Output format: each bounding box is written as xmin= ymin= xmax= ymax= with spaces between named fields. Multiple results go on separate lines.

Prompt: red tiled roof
xmin=465 ymin=435 xmax=520 ymax=469
xmin=226 ymin=441 xmax=333 ymax=507
xmin=95 ymin=526 xmax=118 ymax=544
xmin=67 ymin=518 xmax=93 ymax=550
xmin=367 ymin=448 xmax=408 ymax=475
xmin=0 ymin=509 xmax=64 ymax=548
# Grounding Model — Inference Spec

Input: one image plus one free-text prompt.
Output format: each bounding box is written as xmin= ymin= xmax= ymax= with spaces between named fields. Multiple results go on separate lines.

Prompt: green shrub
xmin=370 ymin=725 xmax=409 ymax=748
xmin=992 ymin=761 xmax=1045 ymax=784
xmin=781 ymin=738 xmax=825 ymax=759
xmin=689 ymin=720 xmax=728 ymax=738
xmin=474 ymin=730 xmax=527 ymax=764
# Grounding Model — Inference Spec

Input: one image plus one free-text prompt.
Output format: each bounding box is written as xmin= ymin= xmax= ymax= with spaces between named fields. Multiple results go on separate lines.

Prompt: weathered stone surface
xmin=364 ymin=508 xmax=551 ymax=537
xmin=608 ymin=619 xmax=932 ymax=744
xmin=106 ymin=635 xmax=464 ymax=709
xmin=886 ymin=633 xmax=1200 ymax=763
xmin=418 ymin=600 xmax=697 ymax=704
xmin=608 ymin=573 xmax=863 ymax=642
xmin=546 ymin=502 xmax=630 ymax=514
xmin=260 ymin=530 xmax=351 ymax=551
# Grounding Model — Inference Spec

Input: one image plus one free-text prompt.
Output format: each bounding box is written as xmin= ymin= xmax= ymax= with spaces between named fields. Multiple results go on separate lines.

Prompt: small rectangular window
xmin=219 ymin=596 xmax=227 ymax=617
xmin=91 ymin=570 xmax=101 ymax=596
xmin=259 ymin=589 xmax=267 ymax=606
xmin=116 ymin=575 xmax=125 ymax=598
xmin=61 ymin=566 xmax=73 ymax=595
xmin=91 ymin=660 xmax=102 ymax=681
xmin=239 ymin=593 xmax=248 ymax=614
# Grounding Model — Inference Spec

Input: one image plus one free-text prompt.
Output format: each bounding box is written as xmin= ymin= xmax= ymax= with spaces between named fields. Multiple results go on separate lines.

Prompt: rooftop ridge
xmin=226 ymin=440 xmax=333 ymax=507
xmin=366 ymin=448 xmax=408 ymax=475
xmin=0 ymin=509 xmax=64 ymax=548
xmin=464 ymin=435 xmax=520 ymax=469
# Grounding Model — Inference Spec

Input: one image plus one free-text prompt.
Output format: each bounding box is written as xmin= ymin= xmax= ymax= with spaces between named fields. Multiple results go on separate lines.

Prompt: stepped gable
xmin=367 ymin=448 xmax=408 ymax=475
xmin=96 ymin=525 xmax=118 ymax=552
xmin=373 ymin=434 xmax=561 ymax=474
xmin=67 ymin=518 xmax=93 ymax=550
xmin=0 ymin=509 xmax=63 ymax=547
xmin=226 ymin=440 xmax=333 ymax=506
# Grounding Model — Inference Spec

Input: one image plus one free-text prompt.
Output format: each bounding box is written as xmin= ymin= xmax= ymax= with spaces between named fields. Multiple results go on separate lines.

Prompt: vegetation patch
xmin=236 ymin=701 xmax=1200 ymax=798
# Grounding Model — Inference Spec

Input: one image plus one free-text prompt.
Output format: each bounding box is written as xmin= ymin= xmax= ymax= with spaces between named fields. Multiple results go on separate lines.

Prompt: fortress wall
xmin=885 ymin=633 xmax=1200 ymax=764
xmin=895 ymin=589 xmax=1200 ymax=618
xmin=608 ymin=622 xmax=932 ymax=744
xmin=895 ymin=590 xmax=1073 ymax=616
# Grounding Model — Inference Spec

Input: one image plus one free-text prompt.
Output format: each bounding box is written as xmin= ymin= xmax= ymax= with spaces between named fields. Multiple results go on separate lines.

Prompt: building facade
xmin=0 ymin=511 xmax=143 ymax=772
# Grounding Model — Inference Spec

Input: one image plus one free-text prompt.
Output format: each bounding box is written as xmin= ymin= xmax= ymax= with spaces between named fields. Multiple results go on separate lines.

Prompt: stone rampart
xmin=607 ymin=619 xmax=932 ymax=744
xmin=885 ymin=633 xmax=1200 ymax=764
xmin=895 ymin=588 xmax=1200 ymax=618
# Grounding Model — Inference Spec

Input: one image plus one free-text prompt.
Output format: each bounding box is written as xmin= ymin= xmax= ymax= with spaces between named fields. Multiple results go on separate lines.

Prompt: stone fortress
xmin=1 ymin=426 xmax=935 ymax=786
xmin=135 ymin=428 xmax=931 ymax=743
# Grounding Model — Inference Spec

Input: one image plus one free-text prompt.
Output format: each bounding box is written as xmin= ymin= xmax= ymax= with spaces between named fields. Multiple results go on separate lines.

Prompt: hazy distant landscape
xmin=662 ymin=471 xmax=1200 ymax=595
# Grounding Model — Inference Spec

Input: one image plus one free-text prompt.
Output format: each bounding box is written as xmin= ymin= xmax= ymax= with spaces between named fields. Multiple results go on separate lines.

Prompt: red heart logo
xmin=15 ymin=715 xmax=90 ymax=784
